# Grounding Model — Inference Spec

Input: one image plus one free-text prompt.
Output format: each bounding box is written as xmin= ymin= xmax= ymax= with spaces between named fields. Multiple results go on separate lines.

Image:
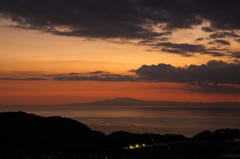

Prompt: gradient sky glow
xmin=1 ymin=0 xmax=240 ymax=106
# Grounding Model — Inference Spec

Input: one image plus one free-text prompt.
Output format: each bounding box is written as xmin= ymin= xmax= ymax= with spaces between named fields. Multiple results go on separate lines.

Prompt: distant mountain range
xmin=66 ymin=97 xmax=240 ymax=106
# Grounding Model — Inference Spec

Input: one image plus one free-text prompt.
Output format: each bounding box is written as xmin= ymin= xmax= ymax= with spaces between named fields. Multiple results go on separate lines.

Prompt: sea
xmin=1 ymin=105 xmax=240 ymax=138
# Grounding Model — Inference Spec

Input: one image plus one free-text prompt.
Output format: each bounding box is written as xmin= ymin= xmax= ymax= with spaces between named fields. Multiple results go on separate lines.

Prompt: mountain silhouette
xmin=66 ymin=97 xmax=240 ymax=106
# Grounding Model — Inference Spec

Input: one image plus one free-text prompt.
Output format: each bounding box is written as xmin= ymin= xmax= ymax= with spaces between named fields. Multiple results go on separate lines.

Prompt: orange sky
xmin=1 ymin=3 xmax=240 ymax=106
xmin=1 ymin=22 xmax=228 ymax=74
xmin=1 ymin=80 xmax=239 ymax=106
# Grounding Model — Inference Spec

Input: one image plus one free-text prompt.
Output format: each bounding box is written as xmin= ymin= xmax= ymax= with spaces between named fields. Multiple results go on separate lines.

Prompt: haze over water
xmin=72 ymin=116 xmax=240 ymax=137
xmin=1 ymin=105 xmax=240 ymax=137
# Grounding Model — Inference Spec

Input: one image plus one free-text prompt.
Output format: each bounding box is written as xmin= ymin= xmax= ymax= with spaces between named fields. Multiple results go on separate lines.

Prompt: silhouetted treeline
xmin=192 ymin=128 xmax=240 ymax=141
xmin=107 ymin=131 xmax=187 ymax=150
xmin=0 ymin=112 xmax=106 ymax=158
xmin=0 ymin=112 xmax=240 ymax=159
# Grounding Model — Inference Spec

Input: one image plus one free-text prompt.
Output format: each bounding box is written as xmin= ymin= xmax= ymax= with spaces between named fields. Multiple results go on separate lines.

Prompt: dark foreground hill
xmin=0 ymin=112 xmax=106 ymax=157
xmin=1 ymin=112 xmax=240 ymax=159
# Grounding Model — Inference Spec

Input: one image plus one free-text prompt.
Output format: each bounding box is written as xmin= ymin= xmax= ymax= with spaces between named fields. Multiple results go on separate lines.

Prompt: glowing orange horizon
xmin=0 ymin=80 xmax=239 ymax=106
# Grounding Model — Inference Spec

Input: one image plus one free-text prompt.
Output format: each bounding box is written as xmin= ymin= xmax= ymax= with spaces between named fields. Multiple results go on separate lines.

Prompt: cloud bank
xmin=134 ymin=60 xmax=240 ymax=84
xmin=1 ymin=0 xmax=240 ymax=58
xmin=1 ymin=0 xmax=240 ymax=38
xmin=1 ymin=61 xmax=240 ymax=85
xmin=1 ymin=60 xmax=240 ymax=93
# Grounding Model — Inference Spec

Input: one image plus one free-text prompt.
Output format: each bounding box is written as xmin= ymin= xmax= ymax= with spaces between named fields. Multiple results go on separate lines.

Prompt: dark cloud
xmin=53 ymin=75 xmax=139 ymax=82
xmin=46 ymin=73 xmax=81 ymax=77
xmin=0 ymin=0 xmax=170 ymax=39
xmin=89 ymin=71 xmax=110 ymax=74
xmin=230 ymin=52 xmax=240 ymax=58
xmin=128 ymin=69 xmax=136 ymax=72
xmin=53 ymin=27 xmax=167 ymax=39
xmin=151 ymin=42 xmax=225 ymax=57
xmin=25 ymin=78 xmax=48 ymax=80
xmin=138 ymin=37 xmax=169 ymax=44
xmin=52 ymin=77 xmax=69 ymax=81
xmin=161 ymin=48 xmax=194 ymax=56
xmin=1 ymin=0 xmax=240 ymax=59
xmin=207 ymin=41 xmax=215 ymax=45
xmin=99 ymin=73 xmax=124 ymax=77
xmin=209 ymin=31 xmax=240 ymax=39
xmin=235 ymin=39 xmax=240 ymax=43
xmin=151 ymin=41 xmax=237 ymax=57
xmin=155 ymin=42 xmax=205 ymax=56
xmin=195 ymin=1 xmax=240 ymax=30
xmin=189 ymin=83 xmax=240 ymax=94
xmin=33 ymin=60 xmax=240 ymax=84
xmin=134 ymin=60 xmax=240 ymax=84
xmin=47 ymin=71 xmax=111 ymax=77
xmin=202 ymin=51 xmax=225 ymax=57
xmin=207 ymin=47 xmax=231 ymax=56
xmin=68 ymin=73 xmax=79 ymax=75
xmin=215 ymin=40 xmax=230 ymax=45
xmin=1 ymin=60 xmax=240 ymax=94
xmin=195 ymin=37 xmax=204 ymax=41
xmin=1 ymin=0 xmax=240 ymax=40
xmin=137 ymin=32 xmax=172 ymax=42
xmin=201 ymin=27 xmax=215 ymax=32
xmin=0 ymin=78 xmax=47 ymax=80
xmin=145 ymin=49 xmax=154 ymax=52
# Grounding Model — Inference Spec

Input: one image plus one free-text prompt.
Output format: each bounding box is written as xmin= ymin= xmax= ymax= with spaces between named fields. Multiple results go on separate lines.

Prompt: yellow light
xmin=143 ymin=144 xmax=145 ymax=146
xmin=136 ymin=144 xmax=139 ymax=147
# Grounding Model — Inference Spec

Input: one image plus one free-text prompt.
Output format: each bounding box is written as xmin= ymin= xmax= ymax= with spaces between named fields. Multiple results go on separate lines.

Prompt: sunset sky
xmin=1 ymin=0 xmax=240 ymax=106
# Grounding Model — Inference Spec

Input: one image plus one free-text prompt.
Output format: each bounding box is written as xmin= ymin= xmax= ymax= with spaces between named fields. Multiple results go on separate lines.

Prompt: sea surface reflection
xmin=71 ymin=116 xmax=240 ymax=137
xmin=1 ymin=105 xmax=240 ymax=137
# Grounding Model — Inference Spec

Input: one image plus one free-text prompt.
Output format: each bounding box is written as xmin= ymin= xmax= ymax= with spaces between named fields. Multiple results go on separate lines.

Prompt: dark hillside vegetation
xmin=0 ymin=112 xmax=240 ymax=159
xmin=0 ymin=112 xmax=106 ymax=156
